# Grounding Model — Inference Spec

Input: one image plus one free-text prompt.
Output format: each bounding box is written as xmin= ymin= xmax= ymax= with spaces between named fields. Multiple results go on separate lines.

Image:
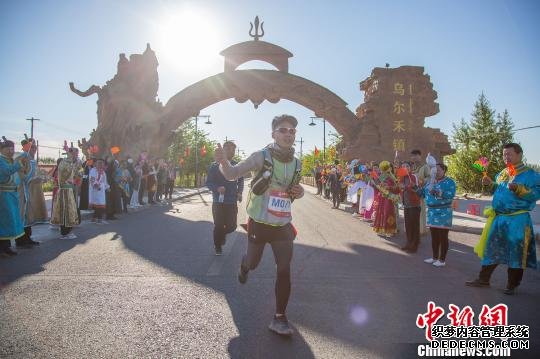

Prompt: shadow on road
xmin=2 ymin=199 xmax=540 ymax=358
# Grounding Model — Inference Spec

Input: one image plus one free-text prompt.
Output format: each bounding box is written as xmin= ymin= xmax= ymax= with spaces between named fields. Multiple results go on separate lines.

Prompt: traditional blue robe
xmin=19 ymin=159 xmax=36 ymax=226
xmin=419 ymin=176 xmax=456 ymax=229
xmin=481 ymin=163 xmax=539 ymax=269
xmin=0 ymin=154 xmax=24 ymax=241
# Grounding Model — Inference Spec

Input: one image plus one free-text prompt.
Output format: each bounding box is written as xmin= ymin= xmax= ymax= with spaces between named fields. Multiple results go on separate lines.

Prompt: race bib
xmin=268 ymin=190 xmax=292 ymax=218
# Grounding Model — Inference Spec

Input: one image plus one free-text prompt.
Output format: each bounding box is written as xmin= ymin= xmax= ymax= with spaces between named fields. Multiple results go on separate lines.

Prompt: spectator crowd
xmin=1 ymin=136 xmax=178 ymax=256
xmin=312 ymin=149 xmax=456 ymax=267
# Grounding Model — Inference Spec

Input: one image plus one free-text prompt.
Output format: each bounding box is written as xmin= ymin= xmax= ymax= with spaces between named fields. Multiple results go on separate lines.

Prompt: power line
xmin=513 ymin=125 xmax=540 ymax=132
xmin=457 ymin=124 xmax=540 ymax=140
xmin=39 ymin=119 xmax=89 ymax=137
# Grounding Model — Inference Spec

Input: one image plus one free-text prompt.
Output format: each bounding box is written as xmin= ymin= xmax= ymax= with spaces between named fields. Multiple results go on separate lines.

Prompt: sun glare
xmin=154 ymin=7 xmax=222 ymax=74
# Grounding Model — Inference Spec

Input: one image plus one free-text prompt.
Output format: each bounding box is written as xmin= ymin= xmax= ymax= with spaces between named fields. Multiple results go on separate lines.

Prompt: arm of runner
xmin=216 ymin=144 xmax=263 ymax=180
xmin=290 ymin=184 xmax=304 ymax=199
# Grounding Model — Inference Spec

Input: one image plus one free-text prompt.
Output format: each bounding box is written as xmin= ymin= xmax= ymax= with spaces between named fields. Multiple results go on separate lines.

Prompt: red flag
xmin=200 ymin=144 xmax=207 ymax=157
xmin=184 ymin=147 xmax=190 ymax=157
xmin=314 ymin=146 xmax=320 ymax=156
xmin=396 ymin=167 xmax=409 ymax=177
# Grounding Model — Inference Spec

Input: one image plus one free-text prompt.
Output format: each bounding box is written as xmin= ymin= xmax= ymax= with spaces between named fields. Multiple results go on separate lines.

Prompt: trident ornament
xmin=249 ymin=16 xmax=265 ymax=41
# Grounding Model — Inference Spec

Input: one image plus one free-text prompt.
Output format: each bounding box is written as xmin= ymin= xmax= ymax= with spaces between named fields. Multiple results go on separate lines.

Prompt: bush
xmin=42 ymin=180 xmax=54 ymax=192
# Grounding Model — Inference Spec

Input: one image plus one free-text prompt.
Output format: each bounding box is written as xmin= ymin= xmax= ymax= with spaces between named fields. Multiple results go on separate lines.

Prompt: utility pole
xmin=26 ymin=117 xmax=40 ymax=139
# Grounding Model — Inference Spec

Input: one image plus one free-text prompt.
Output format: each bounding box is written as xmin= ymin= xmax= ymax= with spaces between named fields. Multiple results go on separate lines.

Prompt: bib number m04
xmin=268 ymin=190 xmax=292 ymax=218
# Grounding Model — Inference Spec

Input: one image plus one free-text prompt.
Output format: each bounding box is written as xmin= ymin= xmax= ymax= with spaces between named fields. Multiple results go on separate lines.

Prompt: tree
xmin=301 ymin=144 xmax=341 ymax=177
xmin=167 ymin=121 xmax=216 ymax=186
xmin=446 ymin=94 xmax=515 ymax=192
xmin=38 ymin=157 xmax=57 ymax=164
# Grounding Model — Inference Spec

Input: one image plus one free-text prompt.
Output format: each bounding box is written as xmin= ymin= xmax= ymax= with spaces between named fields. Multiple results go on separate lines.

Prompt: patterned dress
xmin=0 ymin=154 xmax=25 ymax=241
xmin=373 ymin=173 xmax=400 ymax=236
xmin=19 ymin=159 xmax=48 ymax=227
xmin=479 ymin=163 xmax=539 ymax=269
xmin=88 ymin=167 xmax=108 ymax=208
xmin=50 ymin=159 xmax=81 ymax=227
xmin=419 ymin=176 xmax=456 ymax=229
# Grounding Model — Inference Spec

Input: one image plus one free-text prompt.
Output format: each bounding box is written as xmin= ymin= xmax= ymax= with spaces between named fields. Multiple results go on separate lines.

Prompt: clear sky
xmin=1 ymin=0 xmax=539 ymax=163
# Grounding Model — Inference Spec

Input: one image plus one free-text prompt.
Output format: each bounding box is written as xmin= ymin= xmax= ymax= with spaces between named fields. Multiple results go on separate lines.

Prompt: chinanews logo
xmin=416 ymin=301 xmax=529 ymax=357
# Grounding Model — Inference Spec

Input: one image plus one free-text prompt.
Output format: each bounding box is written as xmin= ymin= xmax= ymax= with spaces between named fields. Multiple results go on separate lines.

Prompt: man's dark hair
xmin=436 ymin=163 xmax=448 ymax=173
xmin=271 ymin=114 xmax=298 ymax=130
xmin=223 ymin=141 xmax=236 ymax=148
xmin=503 ymin=143 xmax=523 ymax=154
xmin=410 ymin=149 xmax=421 ymax=156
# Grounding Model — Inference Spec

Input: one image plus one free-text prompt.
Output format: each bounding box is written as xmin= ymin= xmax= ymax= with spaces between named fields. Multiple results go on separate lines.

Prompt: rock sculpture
xmin=344 ymin=66 xmax=453 ymax=162
xmin=70 ymin=43 xmax=163 ymax=157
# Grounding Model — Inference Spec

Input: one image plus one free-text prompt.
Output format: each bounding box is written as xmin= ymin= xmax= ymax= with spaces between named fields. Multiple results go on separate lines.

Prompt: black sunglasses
xmin=275 ymin=127 xmax=297 ymax=135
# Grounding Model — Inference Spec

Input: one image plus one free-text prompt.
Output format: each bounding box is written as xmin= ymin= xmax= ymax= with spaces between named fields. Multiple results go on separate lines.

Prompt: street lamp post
xmin=193 ymin=115 xmax=211 ymax=188
xmin=295 ymin=137 xmax=304 ymax=160
xmin=309 ymin=116 xmax=325 ymax=163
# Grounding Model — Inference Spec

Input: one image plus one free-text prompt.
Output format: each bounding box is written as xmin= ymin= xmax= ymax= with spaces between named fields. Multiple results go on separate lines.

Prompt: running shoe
xmin=268 ymin=315 xmax=294 ymax=336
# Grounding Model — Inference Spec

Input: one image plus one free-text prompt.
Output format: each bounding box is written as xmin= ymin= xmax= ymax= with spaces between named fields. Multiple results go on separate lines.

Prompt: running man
xmin=214 ymin=114 xmax=304 ymax=336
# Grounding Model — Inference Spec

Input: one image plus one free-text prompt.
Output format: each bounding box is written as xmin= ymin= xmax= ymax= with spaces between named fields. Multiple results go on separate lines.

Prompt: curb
xmin=451 ymin=225 xmax=482 ymax=235
xmin=302 ymin=183 xmax=540 ymax=241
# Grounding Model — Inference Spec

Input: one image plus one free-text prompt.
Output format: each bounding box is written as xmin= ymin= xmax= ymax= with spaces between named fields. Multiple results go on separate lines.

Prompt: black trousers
xmin=212 ymin=202 xmax=238 ymax=248
xmin=430 ymin=227 xmax=449 ymax=261
xmin=93 ymin=207 xmax=105 ymax=220
xmin=324 ymin=187 xmax=330 ymax=199
xmin=166 ymin=179 xmax=174 ymax=198
xmin=106 ymin=186 xmax=121 ymax=217
xmin=404 ymin=207 xmax=421 ymax=250
xmin=331 ymin=189 xmax=341 ymax=208
xmin=340 ymin=187 xmax=347 ymax=202
xmin=15 ymin=226 xmax=33 ymax=246
xmin=121 ymin=191 xmax=129 ymax=212
xmin=316 ymin=178 xmax=322 ymax=195
xmin=156 ymin=183 xmax=164 ymax=200
xmin=479 ymin=264 xmax=524 ymax=289
xmin=242 ymin=218 xmax=295 ymax=314
xmin=138 ymin=178 xmax=147 ymax=204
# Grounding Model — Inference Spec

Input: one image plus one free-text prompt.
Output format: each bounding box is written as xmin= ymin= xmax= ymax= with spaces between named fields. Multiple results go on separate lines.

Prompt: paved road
xmin=1 ymin=187 xmax=539 ymax=358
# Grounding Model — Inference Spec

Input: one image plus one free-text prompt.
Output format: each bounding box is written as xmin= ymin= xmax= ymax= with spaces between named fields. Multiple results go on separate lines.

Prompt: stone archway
xmin=156 ymin=69 xmax=361 ymax=155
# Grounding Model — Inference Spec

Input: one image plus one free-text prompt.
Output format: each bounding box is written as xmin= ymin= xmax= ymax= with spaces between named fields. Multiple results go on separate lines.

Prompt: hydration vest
xmin=247 ymin=149 xmax=302 ymax=226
